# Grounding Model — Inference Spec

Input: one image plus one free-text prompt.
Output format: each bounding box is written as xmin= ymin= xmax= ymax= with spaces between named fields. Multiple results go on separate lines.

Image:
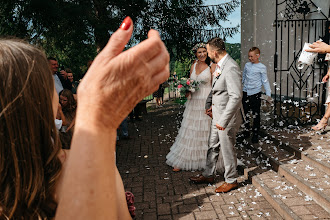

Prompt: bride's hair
xmin=192 ymin=42 xmax=211 ymax=66
xmin=191 ymin=42 xmax=206 ymax=53
xmin=204 ymin=57 xmax=211 ymax=66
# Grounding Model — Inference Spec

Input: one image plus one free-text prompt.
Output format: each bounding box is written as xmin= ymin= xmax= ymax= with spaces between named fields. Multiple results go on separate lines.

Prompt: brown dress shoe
xmin=189 ymin=175 xmax=214 ymax=184
xmin=215 ymin=181 xmax=238 ymax=193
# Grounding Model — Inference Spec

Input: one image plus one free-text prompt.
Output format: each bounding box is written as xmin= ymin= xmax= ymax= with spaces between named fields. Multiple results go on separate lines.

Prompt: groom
xmin=189 ymin=37 xmax=243 ymax=193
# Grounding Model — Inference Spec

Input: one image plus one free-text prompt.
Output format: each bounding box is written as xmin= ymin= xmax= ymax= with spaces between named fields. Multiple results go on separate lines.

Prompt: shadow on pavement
xmin=116 ymin=101 xmax=283 ymax=219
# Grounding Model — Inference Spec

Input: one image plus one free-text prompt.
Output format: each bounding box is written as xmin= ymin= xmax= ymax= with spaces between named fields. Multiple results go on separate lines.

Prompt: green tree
xmin=0 ymin=0 xmax=240 ymax=78
xmin=226 ymin=43 xmax=241 ymax=66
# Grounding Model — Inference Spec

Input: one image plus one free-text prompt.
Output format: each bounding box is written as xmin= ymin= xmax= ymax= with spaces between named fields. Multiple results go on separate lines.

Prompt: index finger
xmin=148 ymin=29 xmax=160 ymax=38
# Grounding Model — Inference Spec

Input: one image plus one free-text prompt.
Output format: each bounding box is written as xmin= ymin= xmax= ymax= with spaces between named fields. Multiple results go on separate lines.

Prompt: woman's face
xmin=196 ymin=48 xmax=207 ymax=62
xmin=52 ymin=87 xmax=59 ymax=119
xmin=60 ymin=95 xmax=68 ymax=108
xmin=67 ymin=72 xmax=73 ymax=82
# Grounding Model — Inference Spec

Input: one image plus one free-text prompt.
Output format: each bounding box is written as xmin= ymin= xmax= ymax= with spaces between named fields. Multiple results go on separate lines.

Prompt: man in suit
xmin=48 ymin=57 xmax=72 ymax=94
xmin=189 ymin=37 xmax=243 ymax=193
xmin=48 ymin=57 xmax=64 ymax=94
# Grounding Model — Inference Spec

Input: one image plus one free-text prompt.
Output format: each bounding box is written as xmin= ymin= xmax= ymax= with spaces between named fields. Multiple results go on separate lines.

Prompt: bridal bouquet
xmin=175 ymin=78 xmax=202 ymax=96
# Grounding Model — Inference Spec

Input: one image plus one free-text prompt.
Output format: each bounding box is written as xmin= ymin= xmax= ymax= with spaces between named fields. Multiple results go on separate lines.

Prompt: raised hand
xmin=56 ymin=17 xmax=169 ymax=219
xmin=77 ymin=17 xmax=170 ymax=130
xmin=305 ymin=41 xmax=330 ymax=54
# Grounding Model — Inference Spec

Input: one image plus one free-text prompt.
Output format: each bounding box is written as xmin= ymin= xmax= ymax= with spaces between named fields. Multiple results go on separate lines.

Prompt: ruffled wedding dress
xmin=166 ymin=62 xmax=213 ymax=171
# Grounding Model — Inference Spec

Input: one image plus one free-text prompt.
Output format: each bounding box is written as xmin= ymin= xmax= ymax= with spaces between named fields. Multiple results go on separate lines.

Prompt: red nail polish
xmin=120 ymin=16 xmax=131 ymax=30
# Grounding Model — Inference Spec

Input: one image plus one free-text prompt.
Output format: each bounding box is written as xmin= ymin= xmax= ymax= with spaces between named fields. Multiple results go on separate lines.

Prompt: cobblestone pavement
xmin=116 ymin=101 xmax=283 ymax=220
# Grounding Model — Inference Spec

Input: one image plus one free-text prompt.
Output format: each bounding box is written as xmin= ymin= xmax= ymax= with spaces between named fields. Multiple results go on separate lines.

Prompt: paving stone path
xmin=116 ymin=101 xmax=283 ymax=220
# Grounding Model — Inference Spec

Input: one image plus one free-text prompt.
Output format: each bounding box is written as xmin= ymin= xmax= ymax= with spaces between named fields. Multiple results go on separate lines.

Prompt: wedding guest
xmin=161 ymin=81 xmax=170 ymax=104
xmin=160 ymin=82 xmax=165 ymax=104
xmin=56 ymin=103 xmax=68 ymax=128
xmin=0 ymin=16 xmax=169 ymax=219
xmin=312 ymin=61 xmax=330 ymax=131
xmin=129 ymin=106 xmax=142 ymax=121
xmin=190 ymin=37 xmax=243 ymax=193
xmin=48 ymin=57 xmax=64 ymax=94
xmin=59 ymin=68 xmax=73 ymax=91
xmin=316 ymin=25 xmax=330 ymax=64
xmin=67 ymin=70 xmax=79 ymax=95
xmin=166 ymin=42 xmax=215 ymax=172
xmin=306 ymin=41 xmax=330 ymax=131
xmin=153 ymin=84 xmax=163 ymax=107
xmin=58 ymin=89 xmax=76 ymax=149
xmin=117 ymin=117 xmax=130 ymax=143
xmin=242 ymin=47 xmax=272 ymax=143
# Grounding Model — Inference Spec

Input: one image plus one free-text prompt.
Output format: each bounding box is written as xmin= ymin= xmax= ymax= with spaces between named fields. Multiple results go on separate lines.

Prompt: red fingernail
xmin=120 ymin=16 xmax=131 ymax=30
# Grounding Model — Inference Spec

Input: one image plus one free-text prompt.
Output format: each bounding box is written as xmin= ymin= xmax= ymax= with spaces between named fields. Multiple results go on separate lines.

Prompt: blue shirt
xmin=242 ymin=62 xmax=271 ymax=96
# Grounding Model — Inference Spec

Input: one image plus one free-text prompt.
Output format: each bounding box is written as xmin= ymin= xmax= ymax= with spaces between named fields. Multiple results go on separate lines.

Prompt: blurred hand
xmin=266 ymin=95 xmax=273 ymax=103
xmin=205 ymin=107 xmax=212 ymax=118
xmin=322 ymin=74 xmax=329 ymax=83
xmin=305 ymin=41 xmax=330 ymax=54
xmin=77 ymin=17 xmax=170 ymax=130
xmin=215 ymin=123 xmax=225 ymax=130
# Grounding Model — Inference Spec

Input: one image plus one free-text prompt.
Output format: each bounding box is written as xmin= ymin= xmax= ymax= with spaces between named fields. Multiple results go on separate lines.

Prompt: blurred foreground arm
xmin=56 ymin=17 xmax=170 ymax=219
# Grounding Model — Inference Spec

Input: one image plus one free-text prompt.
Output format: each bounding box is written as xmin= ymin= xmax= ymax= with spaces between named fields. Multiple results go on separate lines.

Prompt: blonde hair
xmin=249 ymin=47 xmax=261 ymax=55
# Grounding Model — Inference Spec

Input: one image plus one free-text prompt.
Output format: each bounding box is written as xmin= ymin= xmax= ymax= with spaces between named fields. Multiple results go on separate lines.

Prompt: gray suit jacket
xmin=205 ymin=55 xmax=243 ymax=128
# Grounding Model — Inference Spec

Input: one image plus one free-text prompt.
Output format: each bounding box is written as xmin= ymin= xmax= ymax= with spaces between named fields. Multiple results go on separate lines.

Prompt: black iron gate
xmin=274 ymin=0 xmax=329 ymax=126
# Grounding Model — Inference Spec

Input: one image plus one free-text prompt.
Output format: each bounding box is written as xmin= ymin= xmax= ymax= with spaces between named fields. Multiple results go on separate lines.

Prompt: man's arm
xmin=205 ymin=90 xmax=212 ymax=110
xmin=217 ymin=65 xmax=242 ymax=128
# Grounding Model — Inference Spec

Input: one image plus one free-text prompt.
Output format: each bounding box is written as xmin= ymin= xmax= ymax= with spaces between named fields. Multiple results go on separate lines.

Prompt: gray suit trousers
xmin=202 ymin=114 xmax=242 ymax=183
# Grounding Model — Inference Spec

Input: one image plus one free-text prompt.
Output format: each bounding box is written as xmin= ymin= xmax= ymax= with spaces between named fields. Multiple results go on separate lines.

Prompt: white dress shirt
xmin=53 ymin=74 xmax=63 ymax=94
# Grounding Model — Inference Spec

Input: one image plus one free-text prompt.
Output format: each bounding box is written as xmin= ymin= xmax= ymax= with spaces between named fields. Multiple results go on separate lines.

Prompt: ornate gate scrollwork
xmin=274 ymin=0 xmax=329 ymax=126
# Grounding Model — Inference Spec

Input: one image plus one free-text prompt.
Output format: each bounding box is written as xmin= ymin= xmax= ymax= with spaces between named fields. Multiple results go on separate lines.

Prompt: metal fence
xmin=274 ymin=0 xmax=329 ymax=125
xmin=143 ymin=82 xmax=183 ymax=103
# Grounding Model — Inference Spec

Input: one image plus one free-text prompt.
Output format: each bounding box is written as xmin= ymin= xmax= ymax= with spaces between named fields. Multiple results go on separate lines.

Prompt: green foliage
xmin=0 ymin=0 xmax=240 ymax=79
xmin=174 ymin=57 xmax=194 ymax=78
xmin=174 ymin=97 xmax=187 ymax=105
xmin=225 ymin=43 xmax=241 ymax=63
xmin=40 ymin=38 xmax=97 ymax=79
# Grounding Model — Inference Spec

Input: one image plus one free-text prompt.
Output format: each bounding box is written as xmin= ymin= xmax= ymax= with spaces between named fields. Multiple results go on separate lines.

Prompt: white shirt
xmin=216 ymin=54 xmax=229 ymax=69
xmin=54 ymin=119 xmax=63 ymax=130
xmin=53 ymin=74 xmax=63 ymax=94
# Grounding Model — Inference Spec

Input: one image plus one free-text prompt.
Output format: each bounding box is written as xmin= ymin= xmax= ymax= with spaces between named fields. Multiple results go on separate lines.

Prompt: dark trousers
xmin=242 ymin=92 xmax=261 ymax=135
xmin=129 ymin=105 xmax=141 ymax=120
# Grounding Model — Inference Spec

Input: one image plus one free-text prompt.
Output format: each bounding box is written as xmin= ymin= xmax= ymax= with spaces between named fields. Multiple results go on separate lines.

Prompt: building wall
xmin=241 ymin=0 xmax=276 ymax=95
xmin=241 ymin=0 xmax=329 ymax=100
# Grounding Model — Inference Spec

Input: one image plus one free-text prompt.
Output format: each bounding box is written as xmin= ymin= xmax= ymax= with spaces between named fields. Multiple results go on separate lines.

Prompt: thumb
xmin=101 ymin=16 xmax=134 ymax=59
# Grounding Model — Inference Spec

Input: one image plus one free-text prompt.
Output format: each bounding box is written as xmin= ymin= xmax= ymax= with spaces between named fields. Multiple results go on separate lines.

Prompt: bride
xmin=166 ymin=43 xmax=215 ymax=171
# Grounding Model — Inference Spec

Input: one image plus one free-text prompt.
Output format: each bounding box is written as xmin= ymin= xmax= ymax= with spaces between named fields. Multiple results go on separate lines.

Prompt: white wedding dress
xmin=166 ymin=62 xmax=213 ymax=171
